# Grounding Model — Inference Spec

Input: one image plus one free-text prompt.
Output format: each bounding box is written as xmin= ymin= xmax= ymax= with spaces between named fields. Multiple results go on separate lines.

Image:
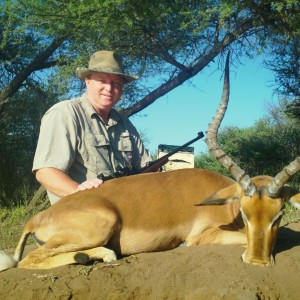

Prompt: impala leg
xmin=187 ymin=228 xmax=247 ymax=246
xmin=74 ymin=246 xmax=117 ymax=264
xmin=18 ymin=237 xmax=118 ymax=270
xmin=18 ymin=223 xmax=118 ymax=269
xmin=18 ymin=246 xmax=117 ymax=269
xmin=17 ymin=234 xmax=83 ymax=269
xmin=18 ymin=207 xmax=120 ymax=269
xmin=212 ymin=230 xmax=247 ymax=246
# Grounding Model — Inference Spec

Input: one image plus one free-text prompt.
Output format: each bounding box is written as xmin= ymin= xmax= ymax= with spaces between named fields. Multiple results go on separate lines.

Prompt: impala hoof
xmin=103 ymin=253 xmax=117 ymax=263
xmin=241 ymin=251 xmax=274 ymax=267
xmin=74 ymin=253 xmax=90 ymax=264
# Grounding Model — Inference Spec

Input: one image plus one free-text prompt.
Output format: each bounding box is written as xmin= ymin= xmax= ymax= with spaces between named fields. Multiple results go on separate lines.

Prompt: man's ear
xmin=195 ymin=183 xmax=242 ymax=206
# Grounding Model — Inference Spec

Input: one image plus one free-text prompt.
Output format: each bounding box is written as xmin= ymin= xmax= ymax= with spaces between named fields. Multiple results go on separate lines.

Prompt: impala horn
xmin=205 ymin=51 xmax=256 ymax=196
xmin=266 ymin=157 xmax=300 ymax=198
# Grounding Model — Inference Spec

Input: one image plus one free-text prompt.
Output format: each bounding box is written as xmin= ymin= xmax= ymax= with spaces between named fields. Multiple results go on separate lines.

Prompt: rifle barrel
xmin=161 ymin=131 xmax=204 ymax=158
xmin=138 ymin=131 xmax=204 ymax=173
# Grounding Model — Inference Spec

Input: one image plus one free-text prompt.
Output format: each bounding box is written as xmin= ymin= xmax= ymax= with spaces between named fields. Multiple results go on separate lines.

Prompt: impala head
xmin=204 ymin=52 xmax=300 ymax=266
xmin=240 ymin=176 xmax=286 ymax=266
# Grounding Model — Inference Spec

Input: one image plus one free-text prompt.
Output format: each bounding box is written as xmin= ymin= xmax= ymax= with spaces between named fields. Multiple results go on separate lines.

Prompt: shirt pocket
xmin=118 ymin=131 xmax=133 ymax=165
xmin=84 ymin=133 xmax=111 ymax=173
xmin=86 ymin=134 xmax=108 ymax=147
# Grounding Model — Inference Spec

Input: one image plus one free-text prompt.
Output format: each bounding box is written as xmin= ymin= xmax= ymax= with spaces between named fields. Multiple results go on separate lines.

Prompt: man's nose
xmin=104 ymin=83 xmax=113 ymax=91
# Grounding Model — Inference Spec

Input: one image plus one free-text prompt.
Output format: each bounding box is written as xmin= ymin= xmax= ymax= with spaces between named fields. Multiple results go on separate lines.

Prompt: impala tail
xmin=0 ymin=227 xmax=31 ymax=272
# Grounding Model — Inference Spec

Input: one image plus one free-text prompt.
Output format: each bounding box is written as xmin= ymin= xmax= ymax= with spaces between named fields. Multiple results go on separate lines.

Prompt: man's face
xmin=85 ymin=73 xmax=124 ymax=114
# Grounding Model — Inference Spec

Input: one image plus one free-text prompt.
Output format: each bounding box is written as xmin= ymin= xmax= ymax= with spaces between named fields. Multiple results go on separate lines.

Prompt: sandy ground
xmin=0 ymin=222 xmax=299 ymax=300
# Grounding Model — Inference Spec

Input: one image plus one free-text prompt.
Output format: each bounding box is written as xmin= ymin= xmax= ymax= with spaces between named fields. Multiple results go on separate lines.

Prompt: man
xmin=33 ymin=50 xmax=152 ymax=204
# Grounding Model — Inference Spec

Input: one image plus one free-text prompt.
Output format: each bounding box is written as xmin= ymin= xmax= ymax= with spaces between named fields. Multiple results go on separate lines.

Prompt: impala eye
xmin=271 ymin=211 xmax=283 ymax=228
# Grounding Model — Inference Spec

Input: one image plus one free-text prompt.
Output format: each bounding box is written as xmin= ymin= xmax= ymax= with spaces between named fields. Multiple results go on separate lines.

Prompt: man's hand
xmin=76 ymin=178 xmax=104 ymax=192
xmin=35 ymin=168 xmax=104 ymax=198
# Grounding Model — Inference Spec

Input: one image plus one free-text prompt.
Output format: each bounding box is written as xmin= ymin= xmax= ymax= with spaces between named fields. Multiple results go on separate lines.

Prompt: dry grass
xmin=282 ymin=203 xmax=300 ymax=225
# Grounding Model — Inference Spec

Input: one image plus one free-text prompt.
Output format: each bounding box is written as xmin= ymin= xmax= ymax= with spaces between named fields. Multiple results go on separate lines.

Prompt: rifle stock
xmin=140 ymin=157 xmax=169 ymax=174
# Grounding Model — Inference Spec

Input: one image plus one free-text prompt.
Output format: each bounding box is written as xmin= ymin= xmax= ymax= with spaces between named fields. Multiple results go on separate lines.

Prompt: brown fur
xmin=1 ymin=169 xmax=299 ymax=270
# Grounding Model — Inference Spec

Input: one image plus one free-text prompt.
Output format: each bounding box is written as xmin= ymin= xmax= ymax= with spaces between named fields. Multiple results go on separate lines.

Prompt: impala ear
xmin=279 ymin=186 xmax=300 ymax=209
xmin=195 ymin=183 xmax=243 ymax=206
xmin=289 ymin=192 xmax=300 ymax=209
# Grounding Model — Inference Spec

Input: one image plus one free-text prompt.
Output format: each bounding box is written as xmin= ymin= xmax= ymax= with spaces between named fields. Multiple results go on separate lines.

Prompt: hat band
xmin=89 ymin=67 xmax=123 ymax=73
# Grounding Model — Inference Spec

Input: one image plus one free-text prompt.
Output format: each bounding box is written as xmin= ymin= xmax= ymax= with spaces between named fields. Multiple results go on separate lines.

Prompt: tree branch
xmin=122 ymin=18 xmax=258 ymax=117
xmin=142 ymin=27 xmax=188 ymax=71
xmin=0 ymin=36 xmax=66 ymax=109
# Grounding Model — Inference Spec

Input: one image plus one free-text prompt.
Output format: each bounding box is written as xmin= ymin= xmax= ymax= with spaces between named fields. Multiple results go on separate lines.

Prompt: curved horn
xmin=205 ymin=52 xmax=256 ymax=196
xmin=266 ymin=157 xmax=300 ymax=198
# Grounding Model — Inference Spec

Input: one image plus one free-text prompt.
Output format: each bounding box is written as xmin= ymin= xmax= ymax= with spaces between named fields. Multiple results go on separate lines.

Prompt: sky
xmin=130 ymin=55 xmax=278 ymax=156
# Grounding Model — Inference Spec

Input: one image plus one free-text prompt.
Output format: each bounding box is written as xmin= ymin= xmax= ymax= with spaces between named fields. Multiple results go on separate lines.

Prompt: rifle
xmin=97 ymin=131 xmax=204 ymax=181
xmin=135 ymin=131 xmax=204 ymax=174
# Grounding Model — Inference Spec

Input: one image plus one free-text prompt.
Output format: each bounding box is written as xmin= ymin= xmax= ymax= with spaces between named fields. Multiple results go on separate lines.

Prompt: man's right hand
xmin=35 ymin=167 xmax=103 ymax=199
xmin=76 ymin=178 xmax=104 ymax=192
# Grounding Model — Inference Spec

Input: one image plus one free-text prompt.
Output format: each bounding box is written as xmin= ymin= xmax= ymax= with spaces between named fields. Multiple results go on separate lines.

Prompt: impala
xmin=0 ymin=53 xmax=299 ymax=271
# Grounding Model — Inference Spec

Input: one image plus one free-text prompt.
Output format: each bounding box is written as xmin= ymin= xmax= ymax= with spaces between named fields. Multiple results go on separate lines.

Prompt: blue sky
xmin=130 ymin=55 xmax=278 ymax=155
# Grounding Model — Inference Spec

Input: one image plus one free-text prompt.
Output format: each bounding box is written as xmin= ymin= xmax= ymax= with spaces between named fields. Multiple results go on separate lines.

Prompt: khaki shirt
xmin=33 ymin=94 xmax=152 ymax=203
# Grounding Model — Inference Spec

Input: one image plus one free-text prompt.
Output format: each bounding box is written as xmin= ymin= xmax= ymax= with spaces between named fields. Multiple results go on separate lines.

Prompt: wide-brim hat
xmin=76 ymin=50 xmax=137 ymax=83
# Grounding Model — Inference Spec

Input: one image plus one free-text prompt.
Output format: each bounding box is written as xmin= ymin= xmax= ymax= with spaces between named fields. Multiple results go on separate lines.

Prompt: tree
xmin=265 ymin=38 xmax=300 ymax=98
xmin=0 ymin=86 xmax=58 ymax=206
xmin=1 ymin=0 xmax=299 ymax=116
xmin=1 ymin=0 xmax=299 ymax=206
xmin=195 ymin=152 xmax=230 ymax=177
xmin=285 ymin=98 xmax=300 ymax=121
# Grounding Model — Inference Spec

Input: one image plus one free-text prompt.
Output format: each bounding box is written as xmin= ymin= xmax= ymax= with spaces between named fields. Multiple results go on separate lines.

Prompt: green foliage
xmin=0 ymin=86 xmax=58 ymax=206
xmin=219 ymin=123 xmax=297 ymax=176
xmin=0 ymin=206 xmax=34 ymax=249
xmin=195 ymin=152 xmax=231 ymax=177
xmin=282 ymin=203 xmax=300 ymax=224
xmin=285 ymin=98 xmax=300 ymax=121
xmin=265 ymin=38 xmax=300 ymax=98
xmin=2 ymin=0 xmax=299 ymax=106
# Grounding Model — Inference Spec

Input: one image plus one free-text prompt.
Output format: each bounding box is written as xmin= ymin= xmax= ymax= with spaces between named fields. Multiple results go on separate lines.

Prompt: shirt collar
xmin=80 ymin=93 xmax=121 ymax=126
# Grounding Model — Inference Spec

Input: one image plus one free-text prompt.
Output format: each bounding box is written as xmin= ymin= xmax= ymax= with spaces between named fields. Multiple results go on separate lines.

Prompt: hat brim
xmin=76 ymin=67 xmax=138 ymax=84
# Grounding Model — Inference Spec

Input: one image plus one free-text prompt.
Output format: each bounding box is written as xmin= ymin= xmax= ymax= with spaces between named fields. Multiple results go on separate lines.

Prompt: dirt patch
xmin=0 ymin=222 xmax=299 ymax=300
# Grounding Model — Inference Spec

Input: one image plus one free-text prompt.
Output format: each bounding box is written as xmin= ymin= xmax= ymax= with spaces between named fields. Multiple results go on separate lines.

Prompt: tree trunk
xmin=26 ymin=186 xmax=50 ymax=214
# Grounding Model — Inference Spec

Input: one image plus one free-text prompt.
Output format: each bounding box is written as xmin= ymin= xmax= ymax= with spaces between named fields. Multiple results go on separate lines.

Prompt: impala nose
xmin=241 ymin=251 xmax=274 ymax=267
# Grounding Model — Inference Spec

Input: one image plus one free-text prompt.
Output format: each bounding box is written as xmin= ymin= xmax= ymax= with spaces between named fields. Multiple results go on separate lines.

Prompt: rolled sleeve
xmin=33 ymin=105 xmax=77 ymax=173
